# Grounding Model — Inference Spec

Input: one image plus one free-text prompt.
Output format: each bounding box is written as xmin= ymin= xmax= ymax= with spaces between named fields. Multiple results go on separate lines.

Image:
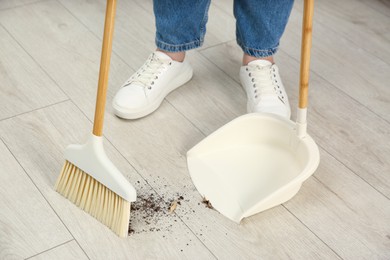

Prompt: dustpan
xmin=187 ymin=0 xmax=319 ymax=222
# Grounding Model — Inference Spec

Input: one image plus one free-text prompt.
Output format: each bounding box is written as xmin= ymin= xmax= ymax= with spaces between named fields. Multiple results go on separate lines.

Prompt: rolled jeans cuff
xmin=237 ymin=39 xmax=279 ymax=58
xmin=156 ymin=38 xmax=204 ymax=53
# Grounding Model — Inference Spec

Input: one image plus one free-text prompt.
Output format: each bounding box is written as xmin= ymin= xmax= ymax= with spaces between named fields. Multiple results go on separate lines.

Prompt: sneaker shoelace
xmin=124 ymin=53 xmax=172 ymax=89
xmin=246 ymin=64 xmax=285 ymax=103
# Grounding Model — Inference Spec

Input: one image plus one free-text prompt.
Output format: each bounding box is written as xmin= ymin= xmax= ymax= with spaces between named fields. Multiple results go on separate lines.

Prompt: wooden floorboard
xmin=0 ymin=0 xmax=43 ymax=10
xmin=294 ymin=0 xmax=390 ymax=64
xmin=0 ymin=139 xmax=72 ymax=259
xmin=285 ymin=150 xmax=390 ymax=259
xmin=0 ymin=24 xmax=67 ymax=121
xmin=27 ymin=240 xmax=88 ymax=260
xmin=356 ymin=0 xmax=390 ymax=19
xmin=0 ymin=0 xmax=389 ymax=259
xmin=282 ymin=2 xmax=390 ymax=123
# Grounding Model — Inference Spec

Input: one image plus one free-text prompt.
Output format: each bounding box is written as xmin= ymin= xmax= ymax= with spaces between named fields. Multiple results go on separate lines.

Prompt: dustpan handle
xmin=297 ymin=0 xmax=314 ymax=137
xmin=93 ymin=0 xmax=117 ymax=137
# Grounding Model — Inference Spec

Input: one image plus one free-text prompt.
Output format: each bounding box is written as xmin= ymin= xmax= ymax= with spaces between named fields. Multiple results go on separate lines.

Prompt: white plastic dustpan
xmin=187 ymin=0 xmax=318 ymax=223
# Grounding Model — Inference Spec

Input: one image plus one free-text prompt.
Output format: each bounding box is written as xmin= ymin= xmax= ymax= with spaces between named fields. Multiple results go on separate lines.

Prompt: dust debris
xmin=128 ymin=192 xmax=172 ymax=235
xmin=128 ymin=190 xmax=187 ymax=235
xmin=169 ymin=200 xmax=178 ymax=214
xmin=202 ymin=197 xmax=213 ymax=209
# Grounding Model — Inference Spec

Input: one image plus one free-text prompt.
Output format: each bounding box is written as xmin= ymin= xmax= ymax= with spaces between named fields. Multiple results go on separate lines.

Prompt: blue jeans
xmin=153 ymin=0 xmax=294 ymax=57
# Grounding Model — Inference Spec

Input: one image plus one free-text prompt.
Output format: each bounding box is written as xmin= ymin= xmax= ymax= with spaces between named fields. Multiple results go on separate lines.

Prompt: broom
xmin=55 ymin=0 xmax=136 ymax=237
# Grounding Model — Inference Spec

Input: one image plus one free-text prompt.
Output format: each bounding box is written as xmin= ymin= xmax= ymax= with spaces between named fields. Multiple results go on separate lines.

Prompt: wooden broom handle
xmin=93 ymin=0 xmax=117 ymax=136
xmin=299 ymin=0 xmax=314 ymax=109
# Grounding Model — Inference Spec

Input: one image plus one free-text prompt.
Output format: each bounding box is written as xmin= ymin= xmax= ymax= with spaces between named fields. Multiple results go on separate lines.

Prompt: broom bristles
xmin=55 ymin=160 xmax=131 ymax=237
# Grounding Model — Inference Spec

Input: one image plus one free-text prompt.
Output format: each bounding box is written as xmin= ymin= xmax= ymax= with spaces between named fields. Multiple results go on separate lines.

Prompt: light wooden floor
xmin=0 ymin=0 xmax=389 ymax=259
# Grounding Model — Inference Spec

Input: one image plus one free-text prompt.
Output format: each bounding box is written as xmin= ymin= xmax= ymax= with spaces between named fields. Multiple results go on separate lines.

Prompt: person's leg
xmin=235 ymin=0 xmax=294 ymax=118
xmin=154 ymin=0 xmax=211 ymax=61
xmin=234 ymin=0 xmax=294 ymax=64
xmin=113 ymin=0 xmax=211 ymax=119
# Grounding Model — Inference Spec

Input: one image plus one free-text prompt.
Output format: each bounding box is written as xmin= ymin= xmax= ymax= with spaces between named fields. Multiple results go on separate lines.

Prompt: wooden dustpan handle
xmin=296 ymin=0 xmax=314 ymax=137
xmin=299 ymin=0 xmax=314 ymax=109
xmin=93 ymin=0 xmax=117 ymax=137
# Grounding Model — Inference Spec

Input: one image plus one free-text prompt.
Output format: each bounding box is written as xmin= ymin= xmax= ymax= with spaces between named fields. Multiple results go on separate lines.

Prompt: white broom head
xmin=56 ymin=134 xmax=136 ymax=237
xmin=64 ymin=134 xmax=136 ymax=202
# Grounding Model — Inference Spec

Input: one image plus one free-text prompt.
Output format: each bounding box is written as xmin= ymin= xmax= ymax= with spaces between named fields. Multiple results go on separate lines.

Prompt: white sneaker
xmin=112 ymin=51 xmax=193 ymax=119
xmin=240 ymin=60 xmax=291 ymax=119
